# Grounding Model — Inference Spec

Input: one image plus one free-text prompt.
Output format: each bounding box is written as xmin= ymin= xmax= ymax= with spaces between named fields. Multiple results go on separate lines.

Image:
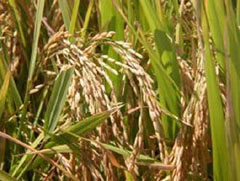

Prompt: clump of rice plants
xmin=0 ymin=0 xmax=240 ymax=180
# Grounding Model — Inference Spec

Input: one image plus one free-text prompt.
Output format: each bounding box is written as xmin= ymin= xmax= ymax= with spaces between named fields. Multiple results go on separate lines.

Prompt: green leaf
xmin=0 ymin=71 xmax=10 ymax=119
xmin=0 ymin=44 xmax=22 ymax=108
xmin=13 ymin=67 xmax=74 ymax=177
xmin=44 ymin=66 xmax=74 ymax=132
xmin=69 ymin=0 xmax=81 ymax=35
xmin=202 ymin=6 xmax=230 ymax=181
xmin=50 ymin=107 xmax=118 ymax=144
xmin=24 ymin=108 xmax=118 ymax=170
xmin=12 ymin=133 xmax=45 ymax=177
xmin=58 ymin=0 xmax=71 ymax=30
xmin=28 ymin=0 xmax=45 ymax=80
xmin=30 ymin=138 xmax=158 ymax=163
xmin=9 ymin=0 xmax=26 ymax=48
xmin=81 ymin=0 xmax=93 ymax=39
xmin=204 ymin=0 xmax=225 ymax=71
xmin=223 ymin=2 xmax=240 ymax=180
xmin=100 ymin=142 xmax=156 ymax=162
xmin=0 ymin=72 xmax=10 ymax=165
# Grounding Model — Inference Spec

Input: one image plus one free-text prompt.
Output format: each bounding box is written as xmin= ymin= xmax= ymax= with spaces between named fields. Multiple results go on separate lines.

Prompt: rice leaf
xmin=13 ymin=67 xmax=74 ymax=177
xmin=0 ymin=71 xmax=10 ymax=118
xmin=22 ymin=108 xmax=117 ymax=170
xmin=28 ymin=0 xmax=45 ymax=80
xmin=0 ymin=42 xmax=22 ymax=108
xmin=58 ymin=0 xmax=71 ymax=30
xmin=69 ymin=0 xmax=80 ymax=35
xmin=81 ymin=0 xmax=93 ymax=39
xmin=8 ymin=0 xmax=26 ymax=48
xmin=0 ymin=72 xmax=10 ymax=167
xmin=224 ymin=2 xmax=240 ymax=180
xmin=44 ymin=66 xmax=74 ymax=132
xmin=202 ymin=7 xmax=230 ymax=181
xmin=204 ymin=0 xmax=225 ymax=71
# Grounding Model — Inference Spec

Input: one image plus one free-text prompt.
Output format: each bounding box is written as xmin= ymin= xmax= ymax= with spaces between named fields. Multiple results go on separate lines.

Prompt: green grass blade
xmin=0 ymin=71 xmax=10 ymax=118
xmin=49 ymin=107 xmax=120 ymax=144
xmin=64 ymin=111 xmax=110 ymax=136
xmin=223 ymin=1 xmax=240 ymax=180
xmin=0 ymin=72 xmax=10 ymax=167
xmin=139 ymin=0 xmax=161 ymax=31
xmin=69 ymin=0 xmax=80 ymax=35
xmin=138 ymin=0 xmax=180 ymax=84
xmin=44 ymin=66 xmax=74 ymax=132
xmin=202 ymin=7 xmax=230 ymax=181
xmin=58 ymin=0 xmax=71 ymax=30
xmin=35 ymin=137 xmax=158 ymax=163
xmin=100 ymin=0 xmax=114 ymax=29
xmin=13 ymin=67 xmax=74 ymax=177
xmin=12 ymin=133 xmax=45 ymax=177
xmin=204 ymin=0 xmax=225 ymax=71
xmin=39 ymin=142 xmax=157 ymax=163
xmin=28 ymin=0 xmax=45 ymax=80
xmin=0 ymin=42 xmax=22 ymax=107
xmin=8 ymin=0 xmax=27 ymax=48
xmin=22 ymin=108 xmax=117 ymax=170
xmin=100 ymin=143 xmax=156 ymax=162
xmin=81 ymin=0 xmax=93 ymax=39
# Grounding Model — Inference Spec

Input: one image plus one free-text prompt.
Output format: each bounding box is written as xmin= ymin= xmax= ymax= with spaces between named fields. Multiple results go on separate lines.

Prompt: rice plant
xmin=0 ymin=0 xmax=240 ymax=180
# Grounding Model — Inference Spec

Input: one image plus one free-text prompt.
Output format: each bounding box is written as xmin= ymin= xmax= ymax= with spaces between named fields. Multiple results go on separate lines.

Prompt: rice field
xmin=0 ymin=0 xmax=240 ymax=180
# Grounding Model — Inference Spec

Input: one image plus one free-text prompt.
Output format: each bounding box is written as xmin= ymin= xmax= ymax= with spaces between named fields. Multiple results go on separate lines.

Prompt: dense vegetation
xmin=0 ymin=0 xmax=240 ymax=180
